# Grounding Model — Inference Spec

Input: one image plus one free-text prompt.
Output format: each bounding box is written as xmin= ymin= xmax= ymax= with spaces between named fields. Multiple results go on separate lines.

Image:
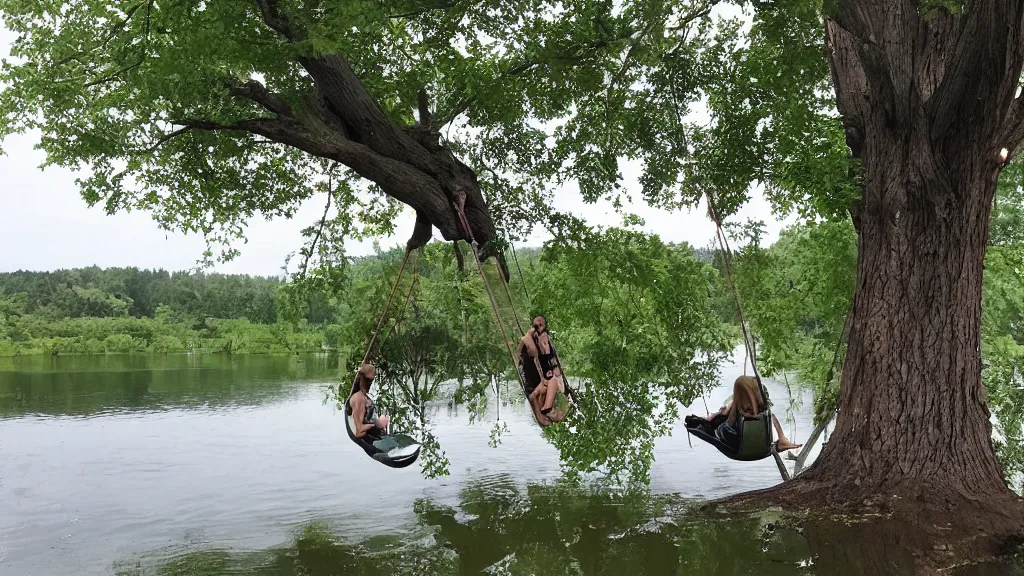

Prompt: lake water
xmin=0 ymin=353 xmax=1016 ymax=575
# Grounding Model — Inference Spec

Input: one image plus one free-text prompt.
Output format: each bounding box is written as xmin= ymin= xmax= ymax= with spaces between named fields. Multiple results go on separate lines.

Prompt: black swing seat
xmin=684 ymin=411 xmax=775 ymax=462
xmin=344 ymin=398 xmax=422 ymax=469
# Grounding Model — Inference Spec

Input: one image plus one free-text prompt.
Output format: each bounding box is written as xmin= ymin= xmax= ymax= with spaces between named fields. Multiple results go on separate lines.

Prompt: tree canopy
xmin=0 ymin=0 xmax=853 ymax=262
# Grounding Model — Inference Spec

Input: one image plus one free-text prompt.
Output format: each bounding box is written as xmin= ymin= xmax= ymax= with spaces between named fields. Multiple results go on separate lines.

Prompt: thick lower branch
xmin=175 ymin=115 xmax=461 ymax=238
xmin=298 ymin=54 xmax=443 ymax=181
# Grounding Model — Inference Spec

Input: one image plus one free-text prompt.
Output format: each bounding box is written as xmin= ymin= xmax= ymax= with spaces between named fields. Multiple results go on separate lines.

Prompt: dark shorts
xmin=520 ymin=351 xmax=542 ymax=395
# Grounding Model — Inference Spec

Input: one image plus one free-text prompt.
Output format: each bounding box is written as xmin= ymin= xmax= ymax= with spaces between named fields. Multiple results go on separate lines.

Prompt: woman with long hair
xmin=708 ymin=375 xmax=802 ymax=452
xmin=347 ymin=363 xmax=389 ymax=438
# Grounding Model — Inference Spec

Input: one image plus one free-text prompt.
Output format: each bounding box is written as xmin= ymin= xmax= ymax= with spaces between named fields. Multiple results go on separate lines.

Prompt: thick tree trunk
xmin=801 ymin=147 xmax=1007 ymax=509
xmin=728 ymin=0 xmax=1024 ymax=565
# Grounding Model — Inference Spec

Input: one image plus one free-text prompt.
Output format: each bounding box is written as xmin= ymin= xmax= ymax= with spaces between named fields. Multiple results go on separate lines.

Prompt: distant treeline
xmin=0 ymin=267 xmax=334 ymax=323
xmin=0 ymin=243 xmax=719 ymax=358
xmin=0 ymin=267 xmax=331 ymax=356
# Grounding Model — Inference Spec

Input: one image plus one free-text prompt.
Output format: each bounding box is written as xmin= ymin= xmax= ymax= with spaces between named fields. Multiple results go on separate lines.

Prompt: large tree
xmin=699 ymin=0 xmax=1024 ymax=560
xmin=787 ymin=0 xmax=1024 ymax=530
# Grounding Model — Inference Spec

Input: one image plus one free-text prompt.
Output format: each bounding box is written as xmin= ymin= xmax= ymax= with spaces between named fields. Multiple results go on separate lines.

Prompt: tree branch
xmin=298 ymin=54 xmax=446 ymax=181
xmin=53 ymin=1 xmax=150 ymax=67
xmin=389 ymin=0 xmax=461 ymax=20
xmin=927 ymin=1 xmax=1024 ymax=146
xmin=407 ymin=210 xmax=434 ymax=251
xmin=1002 ymin=92 xmax=1024 ymax=153
xmin=418 ymin=88 xmax=432 ymax=127
xmin=299 ymin=163 xmax=337 ymax=279
xmin=136 ymin=125 xmax=193 ymax=154
xmin=824 ymin=18 xmax=869 ymax=157
xmin=82 ymin=55 xmax=145 ymax=88
xmin=227 ymin=79 xmax=294 ymax=116
xmin=253 ymin=0 xmax=304 ymax=41
xmin=827 ymin=0 xmax=880 ymax=45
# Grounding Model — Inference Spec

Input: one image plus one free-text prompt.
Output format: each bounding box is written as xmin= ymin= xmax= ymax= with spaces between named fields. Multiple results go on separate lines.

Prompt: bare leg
xmin=542 ymin=377 xmax=560 ymax=412
xmin=527 ymin=383 xmax=551 ymax=426
xmin=772 ymin=414 xmax=802 ymax=451
xmin=530 ymin=383 xmax=547 ymax=407
xmin=529 ymin=394 xmax=552 ymax=426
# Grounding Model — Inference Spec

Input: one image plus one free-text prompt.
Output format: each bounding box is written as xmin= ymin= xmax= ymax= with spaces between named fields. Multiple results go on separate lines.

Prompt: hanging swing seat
xmin=684 ymin=411 xmax=775 ymax=462
xmin=344 ymin=397 xmax=421 ymax=468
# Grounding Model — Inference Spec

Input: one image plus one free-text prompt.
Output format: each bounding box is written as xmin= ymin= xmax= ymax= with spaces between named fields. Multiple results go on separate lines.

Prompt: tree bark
xmin=735 ymin=0 xmax=1024 ymax=557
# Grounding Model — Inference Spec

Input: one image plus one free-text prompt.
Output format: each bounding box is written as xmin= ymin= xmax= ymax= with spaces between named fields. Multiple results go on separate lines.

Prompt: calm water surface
xmin=1 ymin=353 xmax=1014 ymax=575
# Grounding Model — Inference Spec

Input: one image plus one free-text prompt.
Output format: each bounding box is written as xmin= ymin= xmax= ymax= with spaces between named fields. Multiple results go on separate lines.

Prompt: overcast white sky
xmin=0 ymin=17 xmax=788 ymax=277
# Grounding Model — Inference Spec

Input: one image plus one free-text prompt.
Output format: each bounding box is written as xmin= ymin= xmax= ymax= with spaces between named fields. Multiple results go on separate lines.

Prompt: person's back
xmin=713 ymin=375 xmax=800 ymax=453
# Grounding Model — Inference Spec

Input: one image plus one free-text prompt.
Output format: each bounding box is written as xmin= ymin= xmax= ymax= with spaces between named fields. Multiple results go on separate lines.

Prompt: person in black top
xmin=529 ymin=316 xmax=565 ymax=421
xmin=518 ymin=337 xmax=543 ymax=396
xmin=348 ymin=363 xmax=389 ymax=439
xmin=515 ymin=316 xmax=564 ymax=425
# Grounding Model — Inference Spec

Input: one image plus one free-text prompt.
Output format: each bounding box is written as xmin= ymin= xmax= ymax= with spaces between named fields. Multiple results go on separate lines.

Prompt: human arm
xmin=350 ymin=395 xmax=382 ymax=437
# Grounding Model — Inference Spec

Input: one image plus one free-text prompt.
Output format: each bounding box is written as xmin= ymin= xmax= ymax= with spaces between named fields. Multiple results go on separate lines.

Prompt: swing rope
xmin=381 ymin=251 xmax=421 ymax=346
xmin=494 ymin=257 xmax=526 ymax=336
xmin=705 ymin=193 xmax=764 ymax=390
xmin=702 ymin=192 xmax=790 ymax=480
xmin=452 ymin=197 xmax=533 ymax=400
xmin=509 ymin=239 xmax=531 ymax=302
xmin=342 ymin=247 xmax=417 ymax=435
xmin=359 ymin=248 xmax=413 ymax=366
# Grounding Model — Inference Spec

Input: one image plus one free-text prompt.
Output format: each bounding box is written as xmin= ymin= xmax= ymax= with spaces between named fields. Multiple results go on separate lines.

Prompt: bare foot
xmin=776 ymin=440 xmax=803 ymax=452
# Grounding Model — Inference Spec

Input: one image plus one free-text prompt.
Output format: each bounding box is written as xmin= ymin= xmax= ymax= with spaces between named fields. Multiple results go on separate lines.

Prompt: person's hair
xmin=727 ymin=375 xmax=764 ymax=427
xmin=349 ymin=363 xmax=375 ymax=397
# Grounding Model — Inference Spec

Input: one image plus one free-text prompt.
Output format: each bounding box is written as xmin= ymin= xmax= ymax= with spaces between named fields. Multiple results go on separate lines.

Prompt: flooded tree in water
xmin=767 ymin=1 xmax=1024 ymax=559
xmin=5 ymin=0 xmax=1024 ymax=567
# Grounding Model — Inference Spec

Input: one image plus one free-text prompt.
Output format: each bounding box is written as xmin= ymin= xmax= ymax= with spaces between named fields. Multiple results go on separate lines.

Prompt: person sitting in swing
xmin=515 ymin=316 xmax=565 ymax=425
xmin=530 ymin=316 xmax=565 ymax=420
xmin=706 ymin=375 xmax=802 ymax=452
xmin=348 ymin=363 xmax=389 ymax=439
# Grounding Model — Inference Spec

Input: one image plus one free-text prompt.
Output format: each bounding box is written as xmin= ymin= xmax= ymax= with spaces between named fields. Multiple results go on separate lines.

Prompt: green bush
xmin=149 ymin=335 xmax=186 ymax=354
xmin=0 ymin=340 xmax=22 ymax=356
xmin=103 ymin=334 xmax=138 ymax=353
xmin=83 ymin=338 xmax=106 ymax=354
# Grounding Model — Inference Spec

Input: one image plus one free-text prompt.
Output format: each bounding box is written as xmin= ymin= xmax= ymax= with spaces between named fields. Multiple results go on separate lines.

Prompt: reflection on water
xmin=2 ymin=354 xmax=1021 ymax=575
xmin=0 ymin=353 xmax=338 ymax=417
xmin=112 ymin=478 xmax=1024 ymax=576
xmin=113 ymin=478 xmax=816 ymax=576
